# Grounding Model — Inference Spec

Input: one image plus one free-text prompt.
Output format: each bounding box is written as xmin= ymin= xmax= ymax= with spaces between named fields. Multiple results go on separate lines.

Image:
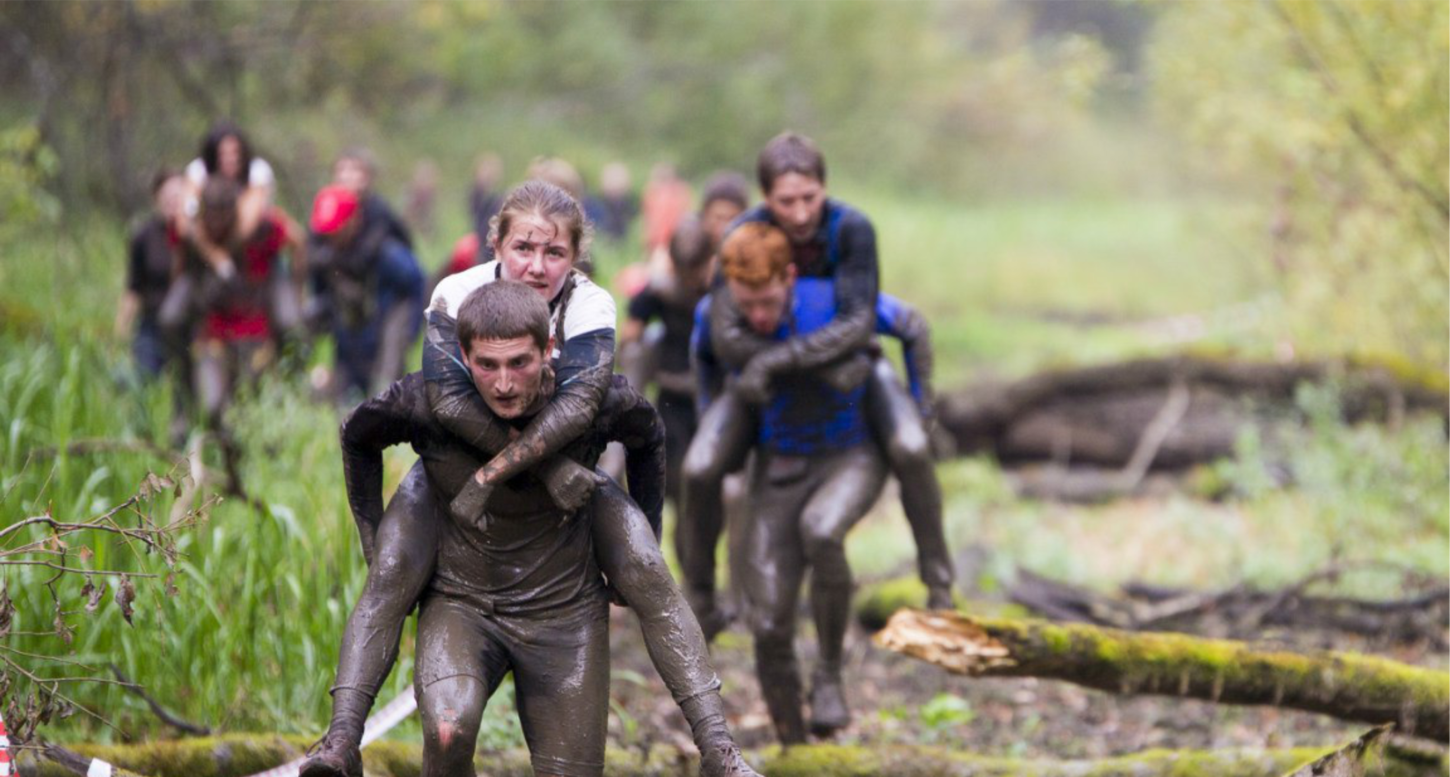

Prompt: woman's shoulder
xmin=561 ymin=272 xmax=616 ymax=338
xmin=430 ymin=261 xmax=501 ymax=315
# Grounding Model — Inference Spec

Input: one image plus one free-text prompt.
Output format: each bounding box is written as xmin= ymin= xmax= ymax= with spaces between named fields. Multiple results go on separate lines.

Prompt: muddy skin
xmin=326 ymin=374 xmax=754 ymax=776
xmin=678 ymin=391 xmax=755 ymax=633
xmin=746 ymin=444 xmax=888 ymax=744
xmin=863 ymin=361 xmax=954 ymax=604
xmin=416 ymin=590 xmax=610 ymax=777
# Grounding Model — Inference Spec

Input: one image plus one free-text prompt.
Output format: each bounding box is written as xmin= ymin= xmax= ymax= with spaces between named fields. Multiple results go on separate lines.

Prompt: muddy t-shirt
xmin=127 ymin=216 xmax=178 ymax=322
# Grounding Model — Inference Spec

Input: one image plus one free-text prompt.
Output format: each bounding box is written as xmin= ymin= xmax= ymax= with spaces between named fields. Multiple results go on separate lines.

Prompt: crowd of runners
xmin=118 ymin=124 xmax=955 ymax=777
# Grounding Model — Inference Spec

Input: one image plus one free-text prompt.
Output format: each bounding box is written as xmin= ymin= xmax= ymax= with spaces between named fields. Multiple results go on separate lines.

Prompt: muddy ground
xmin=602 ymin=588 xmax=1448 ymax=760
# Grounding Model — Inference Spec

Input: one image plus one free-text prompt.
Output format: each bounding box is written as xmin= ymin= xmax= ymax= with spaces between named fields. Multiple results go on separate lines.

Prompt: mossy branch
xmin=874 ymin=610 xmax=1450 ymax=743
xmin=14 ymin=737 xmax=1447 ymax=777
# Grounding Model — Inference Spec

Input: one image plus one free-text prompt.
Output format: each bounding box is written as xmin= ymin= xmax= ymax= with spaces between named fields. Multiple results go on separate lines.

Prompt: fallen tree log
xmin=14 ymin=736 xmax=1446 ymax=777
xmin=873 ymin=609 xmax=1450 ymax=743
xmin=935 ymin=354 xmax=1448 ymax=467
xmin=1280 ymin=725 xmax=1390 ymax=777
xmin=1008 ymin=566 xmax=1450 ymax=649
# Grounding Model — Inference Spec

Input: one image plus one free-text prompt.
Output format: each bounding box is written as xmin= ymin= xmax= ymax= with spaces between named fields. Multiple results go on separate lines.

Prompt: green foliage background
xmin=0 ymin=0 xmax=1444 ymax=746
xmin=1152 ymin=0 xmax=1449 ymax=368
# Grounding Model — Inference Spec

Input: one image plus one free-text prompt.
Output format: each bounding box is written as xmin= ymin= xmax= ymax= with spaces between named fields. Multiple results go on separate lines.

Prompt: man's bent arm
xmin=339 ymin=375 xmax=425 ymax=565
xmin=885 ymin=297 xmax=936 ymax=415
xmin=470 ymin=328 xmax=615 ymax=486
xmin=711 ymin=214 xmax=879 ymax=378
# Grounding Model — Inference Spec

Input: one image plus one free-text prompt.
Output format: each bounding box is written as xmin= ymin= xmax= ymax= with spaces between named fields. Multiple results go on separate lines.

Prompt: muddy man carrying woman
xmin=302 ymin=181 xmax=760 ymax=777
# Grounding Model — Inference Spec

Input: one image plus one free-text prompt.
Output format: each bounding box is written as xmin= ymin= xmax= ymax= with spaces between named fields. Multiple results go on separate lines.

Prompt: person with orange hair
xmin=690 ymin=221 xmax=943 ymax=744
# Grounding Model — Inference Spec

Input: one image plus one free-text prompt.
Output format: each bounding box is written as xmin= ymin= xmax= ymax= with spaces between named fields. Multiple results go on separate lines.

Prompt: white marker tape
xmin=86 ymin=760 xmax=114 ymax=777
xmin=242 ymin=685 xmax=418 ymax=777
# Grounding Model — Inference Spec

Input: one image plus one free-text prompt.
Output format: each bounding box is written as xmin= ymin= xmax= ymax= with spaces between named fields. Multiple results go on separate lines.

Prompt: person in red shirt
xmin=161 ymin=177 xmax=303 ymax=451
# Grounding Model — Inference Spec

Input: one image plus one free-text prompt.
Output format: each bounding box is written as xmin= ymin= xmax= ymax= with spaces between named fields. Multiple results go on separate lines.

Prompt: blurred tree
xmin=0 ymin=0 xmax=1135 ymax=214
xmin=1151 ymin=0 xmax=1448 ymax=369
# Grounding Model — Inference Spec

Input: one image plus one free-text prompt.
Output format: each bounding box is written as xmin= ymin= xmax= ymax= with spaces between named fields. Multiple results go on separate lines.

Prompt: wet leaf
xmin=116 ymin=574 xmax=136 ymax=625
xmin=83 ymin=576 xmax=105 ymax=613
xmin=77 ymin=545 xmax=93 ymax=563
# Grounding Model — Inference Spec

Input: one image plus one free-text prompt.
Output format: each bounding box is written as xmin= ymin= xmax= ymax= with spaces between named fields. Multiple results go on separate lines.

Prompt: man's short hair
xmin=669 ymin=215 xmax=712 ymax=273
xmin=720 ymin=222 xmax=792 ymax=288
xmin=757 ymin=132 xmax=826 ymax=193
xmin=150 ymin=166 xmax=180 ymax=196
xmin=700 ymin=171 xmax=750 ymax=214
xmin=200 ymin=176 xmax=240 ymax=218
xmin=456 ymin=280 xmax=551 ymax=354
xmin=337 ymin=146 xmax=377 ymax=177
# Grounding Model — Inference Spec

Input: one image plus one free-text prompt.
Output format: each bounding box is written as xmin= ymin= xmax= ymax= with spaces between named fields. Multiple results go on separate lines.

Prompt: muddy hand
xmin=450 ymin=475 xmax=495 ymax=530
xmin=539 ymin=456 xmax=606 ymax=513
xmin=733 ymin=363 xmax=773 ymax=406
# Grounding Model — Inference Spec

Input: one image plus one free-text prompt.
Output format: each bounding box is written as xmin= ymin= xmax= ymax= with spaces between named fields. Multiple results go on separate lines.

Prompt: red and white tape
xmin=242 ymin=685 xmax=418 ymax=777
xmin=0 ymin=713 xmax=12 ymax=777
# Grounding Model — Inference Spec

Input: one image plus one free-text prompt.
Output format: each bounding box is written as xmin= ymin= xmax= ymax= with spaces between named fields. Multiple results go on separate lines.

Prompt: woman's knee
xmin=682 ymin=437 xmax=730 ymax=486
xmin=605 ymin=545 xmax=673 ymax=610
xmin=799 ymin=511 xmax=847 ymax=563
xmin=885 ymin=421 xmax=932 ymax=471
xmin=365 ymin=548 xmax=431 ymax=603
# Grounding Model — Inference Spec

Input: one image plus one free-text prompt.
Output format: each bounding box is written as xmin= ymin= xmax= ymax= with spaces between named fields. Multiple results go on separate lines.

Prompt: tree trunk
xmin=934 ymin=355 xmax=1449 ymax=466
xmin=874 ymin=609 xmax=1450 ymax=743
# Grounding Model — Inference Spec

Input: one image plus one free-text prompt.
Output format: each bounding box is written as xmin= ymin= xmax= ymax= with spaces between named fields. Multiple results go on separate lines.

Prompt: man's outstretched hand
xmin=539 ymin=456 xmax=606 ymax=513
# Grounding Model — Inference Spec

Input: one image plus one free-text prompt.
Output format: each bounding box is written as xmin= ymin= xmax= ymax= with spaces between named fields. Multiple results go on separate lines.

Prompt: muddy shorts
xmin=415 ymin=590 xmax=610 ymax=777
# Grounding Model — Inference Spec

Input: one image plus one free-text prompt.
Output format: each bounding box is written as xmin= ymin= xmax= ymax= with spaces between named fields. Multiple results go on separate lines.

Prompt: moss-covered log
xmin=15 ymin=737 xmax=1446 ymax=777
xmin=1279 ymin=724 xmax=1390 ymax=777
xmin=874 ymin=610 xmax=1450 ymax=743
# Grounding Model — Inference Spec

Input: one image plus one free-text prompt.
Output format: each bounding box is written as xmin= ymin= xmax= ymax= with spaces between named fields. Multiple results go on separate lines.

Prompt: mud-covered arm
xmin=712 ymin=215 xmax=879 ymax=384
xmin=608 ymin=385 xmax=667 ymax=541
xmin=470 ymin=328 xmax=615 ymax=486
xmin=339 ymin=375 xmax=425 ymax=565
xmin=423 ymin=292 xmax=617 ymax=471
xmin=692 ymin=296 xmax=726 ymax=413
xmin=884 ymin=296 xmax=935 ymax=418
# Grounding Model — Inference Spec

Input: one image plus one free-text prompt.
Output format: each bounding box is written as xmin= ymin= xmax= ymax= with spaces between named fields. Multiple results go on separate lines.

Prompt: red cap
xmin=311 ymin=185 xmax=360 ymax=234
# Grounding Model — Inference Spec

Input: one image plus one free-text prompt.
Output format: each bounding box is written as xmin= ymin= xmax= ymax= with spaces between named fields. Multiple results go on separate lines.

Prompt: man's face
xmin=728 ymin=274 xmax=792 ymax=336
xmin=334 ymin=158 xmax=371 ymax=193
xmin=155 ymin=177 xmax=187 ymax=222
xmin=496 ymin=214 xmax=576 ymax=301
xmin=763 ymin=172 xmax=825 ymax=244
xmin=677 ymin=259 xmax=714 ymax=296
xmin=464 ymin=335 xmax=548 ymax=419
